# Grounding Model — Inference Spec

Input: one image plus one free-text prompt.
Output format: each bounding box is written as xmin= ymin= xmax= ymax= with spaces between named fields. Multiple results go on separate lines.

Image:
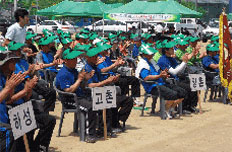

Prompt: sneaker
xmin=39 ymin=145 xmax=48 ymax=152
xmin=165 ymin=111 xmax=173 ymax=119
xmin=85 ymin=135 xmax=97 ymax=143
xmin=112 ymin=127 xmax=123 ymax=134
xmin=107 ymin=132 xmax=117 ymax=138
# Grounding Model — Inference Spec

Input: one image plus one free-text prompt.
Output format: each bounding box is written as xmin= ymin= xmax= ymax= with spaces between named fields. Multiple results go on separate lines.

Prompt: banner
xmin=104 ymin=13 xmax=180 ymax=22
xmin=219 ymin=11 xmax=232 ymax=100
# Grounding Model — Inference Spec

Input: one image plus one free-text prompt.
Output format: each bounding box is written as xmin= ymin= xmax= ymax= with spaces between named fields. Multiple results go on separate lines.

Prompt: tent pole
xmin=103 ymin=14 xmax=105 ymax=38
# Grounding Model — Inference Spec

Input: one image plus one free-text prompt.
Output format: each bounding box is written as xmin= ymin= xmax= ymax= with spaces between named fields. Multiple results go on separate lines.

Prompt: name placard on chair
xmin=8 ymin=101 xmax=37 ymax=140
xmin=189 ymin=74 xmax=207 ymax=91
xmin=92 ymin=86 xmax=117 ymax=111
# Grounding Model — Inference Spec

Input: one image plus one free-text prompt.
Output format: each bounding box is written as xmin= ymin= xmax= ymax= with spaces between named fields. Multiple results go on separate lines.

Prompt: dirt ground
xmin=48 ymin=41 xmax=232 ymax=152
xmin=48 ymin=90 xmax=232 ymax=152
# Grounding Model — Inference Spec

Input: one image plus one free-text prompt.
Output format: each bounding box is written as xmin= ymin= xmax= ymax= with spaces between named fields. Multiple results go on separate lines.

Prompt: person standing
xmin=4 ymin=9 xmax=29 ymax=45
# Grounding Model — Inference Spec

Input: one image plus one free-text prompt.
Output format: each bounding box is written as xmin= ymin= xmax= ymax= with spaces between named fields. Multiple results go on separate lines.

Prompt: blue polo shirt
xmin=214 ymin=54 xmax=219 ymax=63
xmin=202 ymin=55 xmax=219 ymax=73
xmin=157 ymin=55 xmax=179 ymax=80
xmin=97 ymin=55 xmax=115 ymax=80
xmin=85 ymin=63 xmax=102 ymax=84
xmin=41 ymin=51 xmax=57 ymax=73
xmin=56 ymin=65 xmax=85 ymax=97
xmin=0 ymin=71 xmax=8 ymax=123
xmin=132 ymin=44 xmax=139 ymax=58
xmin=15 ymin=58 xmax=30 ymax=79
xmin=140 ymin=58 xmax=165 ymax=93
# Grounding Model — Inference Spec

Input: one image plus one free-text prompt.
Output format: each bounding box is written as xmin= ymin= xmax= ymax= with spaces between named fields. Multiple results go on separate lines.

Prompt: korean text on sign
xmin=189 ymin=74 xmax=207 ymax=91
xmin=8 ymin=101 xmax=37 ymax=140
xmin=92 ymin=86 xmax=117 ymax=111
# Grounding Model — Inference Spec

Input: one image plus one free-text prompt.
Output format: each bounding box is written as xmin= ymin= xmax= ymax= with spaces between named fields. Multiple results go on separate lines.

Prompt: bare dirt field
xmin=49 ymin=91 xmax=232 ymax=152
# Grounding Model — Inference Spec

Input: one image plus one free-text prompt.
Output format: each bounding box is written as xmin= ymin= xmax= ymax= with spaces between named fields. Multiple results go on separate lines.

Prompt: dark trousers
xmin=176 ymin=82 xmax=198 ymax=110
xmin=150 ymin=84 xmax=186 ymax=100
xmin=16 ymin=113 xmax=56 ymax=151
xmin=116 ymin=76 xmax=140 ymax=97
xmin=0 ymin=123 xmax=16 ymax=152
xmin=32 ymin=80 xmax=56 ymax=112
xmin=112 ymin=95 xmax=134 ymax=128
xmin=79 ymin=98 xmax=97 ymax=136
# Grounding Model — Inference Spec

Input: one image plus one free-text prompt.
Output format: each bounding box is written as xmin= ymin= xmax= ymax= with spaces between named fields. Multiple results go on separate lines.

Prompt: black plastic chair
xmin=139 ymin=79 xmax=166 ymax=120
xmin=53 ymin=78 xmax=86 ymax=141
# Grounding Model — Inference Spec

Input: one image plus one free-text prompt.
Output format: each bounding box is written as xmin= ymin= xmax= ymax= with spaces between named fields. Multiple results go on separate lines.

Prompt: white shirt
xmin=156 ymin=24 xmax=163 ymax=33
xmin=5 ymin=22 xmax=26 ymax=44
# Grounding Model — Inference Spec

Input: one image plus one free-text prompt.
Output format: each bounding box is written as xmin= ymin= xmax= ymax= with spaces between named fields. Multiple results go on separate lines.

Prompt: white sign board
xmin=92 ymin=86 xmax=117 ymax=111
xmin=189 ymin=74 xmax=207 ymax=91
xmin=8 ymin=101 xmax=37 ymax=140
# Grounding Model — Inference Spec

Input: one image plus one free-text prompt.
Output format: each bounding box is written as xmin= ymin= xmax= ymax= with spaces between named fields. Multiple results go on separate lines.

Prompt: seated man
xmin=36 ymin=36 xmax=63 ymax=83
xmin=55 ymin=48 xmax=97 ymax=143
xmin=157 ymin=41 xmax=199 ymax=113
xmin=0 ymin=48 xmax=25 ymax=152
xmin=202 ymin=44 xmax=219 ymax=73
xmin=136 ymin=43 xmax=186 ymax=119
xmin=8 ymin=41 xmax=57 ymax=113
xmin=0 ymin=49 xmax=56 ymax=152
xmin=97 ymin=43 xmax=141 ymax=106
xmin=84 ymin=46 xmax=133 ymax=134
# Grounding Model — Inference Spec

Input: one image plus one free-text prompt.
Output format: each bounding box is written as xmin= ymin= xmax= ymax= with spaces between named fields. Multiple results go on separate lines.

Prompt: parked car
xmin=202 ymin=23 xmax=219 ymax=36
xmin=27 ymin=20 xmax=76 ymax=34
xmin=0 ymin=18 xmax=15 ymax=36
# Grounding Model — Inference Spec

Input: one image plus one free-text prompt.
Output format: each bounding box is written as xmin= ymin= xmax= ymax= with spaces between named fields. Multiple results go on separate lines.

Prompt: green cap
xmin=86 ymin=47 xmax=104 ymax=57
xmin=89 ymin=34 xmax=98 ymax=40
xmin=60 ymin=32 xmax=71 ymax=39
xmin=165 ymin=41 xmax=176 ymax=49
xmin=61 ymin=38 xmax=73 ymax=44
xmin=80 ymin=29 xmax=90 ymax=34
xmin=139 ymin=43 xmax=157 ymax=55
xmin=38 ymin=36 xmax=54 ymax=45
xmin=206 ymin=44 xmax=219 ymax=52
xmin=171 ymin=34 xmax=177 ymax=39
xmin=108 ymin=33 xmax=116 ymax=39
xmin=162 ymin=39 xmax=168 ymax=45
xmin=189 ymin=37 xmax=200 ymax=42
xmin=0 ymin=46 xmax=7 ymax=52
xmin=8 ymin=41 xmax=24 ymax=51
xmin=76 ymin=34 xmax=89 ymax=39
xmin=63 ymin=49 xmax=84 ymax=60
xmin=119 ymin=36 xmax=126 ymax=40
xmin=74 ymin=44 xmax=91 ymax=52
xmin=177 ymin=39 xmax=188 ymax=46
xmin=211 ymin=35 xmax=219 ymax=41
xmin=57 ymin=29 xmax=64 ymax=35
xmin=117 ymin=30 xmax=123 ymax=36
xmin=177 ymin=34 xmax=185 ymax=39
xmin=26 ymin=32 xmax=37 ymax=40
xmin=156 ymin=42 xmax=163 ymax=49
xmin=184 ymin=36 xmax=192 ymax=42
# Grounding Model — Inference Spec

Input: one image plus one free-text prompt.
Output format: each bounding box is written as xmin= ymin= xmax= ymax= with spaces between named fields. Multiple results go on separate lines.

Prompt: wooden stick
xmin=23 ymin=134 xmax=30 ymax=152
xmin=198 ymin=91 xmax=202 ymax=114
xmin=103 ymin=109 xmax=107 ymax=140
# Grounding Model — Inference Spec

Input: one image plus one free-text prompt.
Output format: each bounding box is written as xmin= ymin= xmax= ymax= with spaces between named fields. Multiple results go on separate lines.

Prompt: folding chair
xmin=139 ymin=79 xmax=166 ymax=120
xmin=53 ymin=78 xmax=86 ymax=141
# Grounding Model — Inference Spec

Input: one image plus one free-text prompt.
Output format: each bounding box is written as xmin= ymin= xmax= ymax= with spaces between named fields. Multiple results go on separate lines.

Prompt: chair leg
xmin=160 ymin=97 xmax=166 ymax=120
xmin=79 ymin=111 xmax=85 ymax=142
xmin=223 ymin=87 xmax=228 ymax=104
xmin=58 ymin=111 xmax=65 ymax=137
xmin=178 ymin=102 xmax=183 ymax=115
xmin=141 ymin=95 xmax=148 ymax=116
xmin=151 ymin=96 xmax=157 ymax=114
xmin=204 ymin=87 xmax=209 ymax=102
xmin=73 ymin=113 xmax=78 ymax=133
